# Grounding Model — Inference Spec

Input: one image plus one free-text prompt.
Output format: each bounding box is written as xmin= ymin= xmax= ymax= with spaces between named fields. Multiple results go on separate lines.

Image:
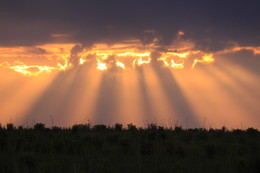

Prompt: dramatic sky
xmin=0 ymin=0 xmax=259 ymax=129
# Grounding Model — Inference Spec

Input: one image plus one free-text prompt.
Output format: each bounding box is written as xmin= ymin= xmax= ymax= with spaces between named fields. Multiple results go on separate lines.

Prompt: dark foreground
xmin=0 ymin=123 xmax=260 ymax=173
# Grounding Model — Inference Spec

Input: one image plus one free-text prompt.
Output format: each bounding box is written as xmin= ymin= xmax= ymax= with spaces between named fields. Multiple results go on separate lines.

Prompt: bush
xmin=127 ymin=123 xmax=137 ymax=131
xmin=34 ymin=123 xmax=45 ymax=131
xmin=6 ymin=123 xmax=14 ymax=131
xmin=246 ymin=128 xmax=258 ymax=135
xmin=92 ymin=124 xmax=107 ymax=131
xmin=174 ymin=126 xmax=183 ymax=133
xmin=114 ymin=123 xmax=123 ymax=131
xmin=72 ymin=124 xmax=91 ymax=133
xmin=148 ymin=123 xmax=158 ymax=130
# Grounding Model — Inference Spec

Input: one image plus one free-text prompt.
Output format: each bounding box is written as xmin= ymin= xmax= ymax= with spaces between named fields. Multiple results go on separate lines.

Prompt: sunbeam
xmin=0 ymin=35 xmax=259 ymax=129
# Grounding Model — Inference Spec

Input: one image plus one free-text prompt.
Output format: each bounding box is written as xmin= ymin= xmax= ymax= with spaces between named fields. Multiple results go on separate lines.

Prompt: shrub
xmin=72 ymin=124 xmax=91 ymax=133
xmin=174 ymin=126 xmax=183 ymax=133
xmin=6 ymin=123 xmax=14 ymax=131
xmin=127 ymin=123 xmax=137 ymax=131
xmin=246 ymin=128 xmax=258 ymax=135
xmin=34 ymin=123 xmax=45 ymax=131
xmin=92 ymin=124 xmax=107 ymax=131
xmin=148 ymin=123 xmax=158 ymax=130
xmin=114 ymin=123 xmax=123 ymax=131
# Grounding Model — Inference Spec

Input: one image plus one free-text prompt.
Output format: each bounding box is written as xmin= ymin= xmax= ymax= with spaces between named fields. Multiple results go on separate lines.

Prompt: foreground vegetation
xmin=0 ymin=123 xmax=259 ymax=173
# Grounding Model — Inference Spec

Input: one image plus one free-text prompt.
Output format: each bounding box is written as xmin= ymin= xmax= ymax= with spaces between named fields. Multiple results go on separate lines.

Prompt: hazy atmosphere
xmin=0 ymin=0 xmax=259 ymax=129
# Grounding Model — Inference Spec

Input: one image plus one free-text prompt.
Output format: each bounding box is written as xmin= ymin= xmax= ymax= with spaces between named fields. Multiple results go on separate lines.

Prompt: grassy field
xmin=0 ymin=123 xmax=259 ymax=173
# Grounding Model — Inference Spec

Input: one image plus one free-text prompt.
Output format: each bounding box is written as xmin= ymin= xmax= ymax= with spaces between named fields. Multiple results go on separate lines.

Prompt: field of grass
xmin=0 ymin=123 xmax=259 ymax=173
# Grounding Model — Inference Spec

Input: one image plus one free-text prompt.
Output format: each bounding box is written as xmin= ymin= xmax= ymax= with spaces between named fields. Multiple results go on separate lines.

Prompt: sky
xmin=0 ymin=0 xmax=259 ymax=129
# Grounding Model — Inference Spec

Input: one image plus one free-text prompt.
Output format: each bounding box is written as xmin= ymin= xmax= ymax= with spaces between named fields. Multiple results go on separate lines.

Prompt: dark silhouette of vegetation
xmin=0 ymin=123 xmax=259 ymax=173
xmin=34 ymin=123 xmax=45 ymax=131
xmin=114 ymin=123 xmax=123 ymax=131
xmin=127 ymin=123 xmax=137 ymax=131
xmin=6 ymin=123 xmax=14 ymax=131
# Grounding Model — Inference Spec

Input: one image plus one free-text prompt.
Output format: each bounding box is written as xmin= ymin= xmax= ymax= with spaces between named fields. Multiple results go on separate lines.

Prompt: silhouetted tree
xmin=174 ymin=126 xmax=183 ymax=133
xmin=114 ymin=123 xmax=123 ymax=131
xmin=92 ymin=124 xmax=107 ymax=131
xmin=148 ymin=123 xmax=158 ymax=130
xmin=6 ymin=123 xmax=14 ymax=131
xmin=127 ymin=123 xmax=137 ymax=131
xmin=34 ymin=123 xmax=45 ymax=131
xmin=72 ymin=124 xmax=91 ymax=133
xmin=246 ymin=127 xmax=258 ymax=135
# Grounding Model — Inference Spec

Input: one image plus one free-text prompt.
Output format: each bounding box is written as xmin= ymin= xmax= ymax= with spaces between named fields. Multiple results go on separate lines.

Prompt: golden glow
xmin=9 ymin=42 xmax=260 ymax=75
xmin=0 ymin=46 xmax=214 ymax=73
xmin=233 ymin=46 xmax=260 ymax=55
xmin=192 ymin=54 xmax=215 ymax=69
xmin=79 ymin=58 xmax=86 ymax=65
xmin=158 ymin=51 xmax=193 ymax=69
xmin=2 ymin=61 xmax=55 ymax=76
xmin=0 ymin=40 xmax=219 ymax=75
xmin=178 ymin=31 xmax=185 ymax=36
xmin=160 ymin=59 xmax=184 ymax=69
xmin=3 ymin=40 xmax=260 ymax=76
xmin=202 ymin=54 xmax=215 ymax=63
xmin=1 ymin=31 xmax=260 ymax=129
xmin=0 ymin=42 xmax=259 ymax=129
xmin=57 ymin=58 xmax=71 ymax=71
xmin=117 ymin=52 xmax=150 ymax=57
xmin=218 ymin=46 xmax=260 ymax=55
xmin=116 ymin=61 xmax=125 ymax=69
xmin=0 ymin=43 xmax=75 ymax=75
xmin=170 ymin=60 xmax=185 ymax=69
xmin=97 ymin=59 xmax=108 ymax=70
xmin=166 ymin=52 xmax=190 ymax=58
xmin=0 ymin=62 xmax=9 ymax=67
xmin=133 ymin=57 xmax=151 ymax=66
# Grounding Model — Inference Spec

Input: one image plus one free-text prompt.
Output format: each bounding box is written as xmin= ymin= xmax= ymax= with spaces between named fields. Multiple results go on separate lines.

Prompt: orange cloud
xmin=11 ymin=37 xmax=260 ymax=75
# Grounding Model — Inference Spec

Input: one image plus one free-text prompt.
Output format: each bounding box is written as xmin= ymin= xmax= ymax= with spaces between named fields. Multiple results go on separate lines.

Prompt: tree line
xmin=0 ymin=123 xmax=259 ymax=173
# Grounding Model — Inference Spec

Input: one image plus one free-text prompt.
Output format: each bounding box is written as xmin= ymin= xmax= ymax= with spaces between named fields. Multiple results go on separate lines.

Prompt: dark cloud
xmin=26 ymin=47 xmax=47 ymax=54
xmin=69 ymin=44 xmax=84 ymax=67
xmin=0 ymin=0 xmax=259 ymax=51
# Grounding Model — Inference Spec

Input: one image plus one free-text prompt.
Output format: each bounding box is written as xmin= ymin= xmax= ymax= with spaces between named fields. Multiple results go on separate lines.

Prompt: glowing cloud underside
xmin=1 ymin=38 xmax=259 ymax=76
xmin=0 ymin=38 xmax=218 ymax=76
